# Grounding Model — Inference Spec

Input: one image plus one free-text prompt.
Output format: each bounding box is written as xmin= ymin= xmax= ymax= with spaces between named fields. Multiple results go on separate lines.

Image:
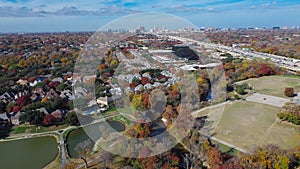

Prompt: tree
xmin=0 ymin=101 xmax=6 ymax=113
xmin=206 ymin=146 xmax=224 ymax=169
xmin=99 ymin=151 xmax=114 ymax=168
xmin=16 ymin=95 xmax=31 ymax=108
xmin=131 ymin=94 xmax=142 ymax=110
xmin=75 ymin=139 xmax=93 ymax=169
xmin=139 ymin=156 xmax=159 ymax=169
xmin=43 ymin=114 xmax=56 ymax=126
xmin=0 ymin=119 xmax=11 ymax=139
xmin=284 ymin=87 xmax=294 ymax=97
xmin=57 ymin=83 xmax=71 ymax=91
xmin=277 ymin=102 xmax=300 ymax=125
xmin=239 ymin=145 xmax=291 ymax=169
xmin=110 ymin=59 xmax=118 ymax=68
xmin=19 ymin=110 xmax=44 ymax=125
xmin=236 ymin=87 xmax=246 ymax=95
xmin=141 ymin=77 xmax=150 ymax=85
xmin=64 ymin=111 xmax=80 ymax=126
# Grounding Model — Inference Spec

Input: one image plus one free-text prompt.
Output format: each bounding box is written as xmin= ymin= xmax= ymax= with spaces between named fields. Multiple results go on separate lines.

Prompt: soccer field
xmin=197 ymin=100 xmax=300 ymax=150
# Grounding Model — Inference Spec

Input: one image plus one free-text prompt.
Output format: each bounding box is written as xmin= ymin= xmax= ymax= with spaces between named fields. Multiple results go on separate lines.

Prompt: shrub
xmin=284 ymin=87 xmax=294 ymax=97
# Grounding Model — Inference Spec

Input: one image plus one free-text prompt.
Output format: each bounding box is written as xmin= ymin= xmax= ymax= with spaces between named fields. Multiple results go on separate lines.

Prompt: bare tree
xmin=99 ymin=150 xmax=113 ymax=168
xmin=75 ymin=139 xmax=93 ymax=168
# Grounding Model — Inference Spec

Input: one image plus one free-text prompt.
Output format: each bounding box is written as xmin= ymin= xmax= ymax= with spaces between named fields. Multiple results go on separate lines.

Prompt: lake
xmin=0 ymin=136 xmax=58 ymax=169
xmin=66 ymin=120 xmax=125 ymax=158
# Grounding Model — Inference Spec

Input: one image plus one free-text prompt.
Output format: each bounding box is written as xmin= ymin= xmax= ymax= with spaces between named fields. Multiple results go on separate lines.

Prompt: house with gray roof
xmin=135 ymin=84 xmax=144 ymax=92
xmin=0 ymin=92 xmax=15 ymax=103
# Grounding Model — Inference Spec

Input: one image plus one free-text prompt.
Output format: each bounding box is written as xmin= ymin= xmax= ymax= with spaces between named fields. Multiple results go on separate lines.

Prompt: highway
xmin=166 ymin=35 xmax=300 ymax=72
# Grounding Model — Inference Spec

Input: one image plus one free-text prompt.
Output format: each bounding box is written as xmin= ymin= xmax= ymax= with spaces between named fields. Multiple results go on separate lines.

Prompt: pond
xmin=66 ymin=120 xmax=125 ymax=158
xmin=0 ymin=136 xmax=58 ymax=169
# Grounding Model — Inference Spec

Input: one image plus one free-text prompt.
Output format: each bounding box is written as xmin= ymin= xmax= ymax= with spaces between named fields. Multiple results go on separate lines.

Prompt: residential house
xmin=29 ymin=77 xmax=45 ymax=87
xmin=16 ymin=79 xmax=28 ymax=86
xmin=30 ymin=93 xmax=42 ymax=102
xmin=11 ymin=111 xmax=24 ymax=125
xmin=144 ymin=83 xmax=154 ymax=90
xmin=0 ymin=92 xmax=15 ymax=103
xmin=109 ymin=87 xmax=122 ymax=96
xmin=33 ymin=87 xmax=47 ymax=98
xmin=60 ymin=90 xmax=72 ymax=99
xmin=46 ymin=89 xmax=60 ymax=99
xmin=135 ymin=84 xmax=144 ymax=92
xmin=51 ymin=109 xmax=64 ymax=121
xmin=15 ymin=90 xmax=30 ymax=100
xmin=0 ymin=113 xmax=9 ymax=126
xmin=75 ymin=86 xmax=88 ymax=98
xmin=96 ymin=96 xmax=111 ymax=108
xmin=38 ymin=107 xmax=50 ymax=115
xmin=152 ymin=82 xmax=162 ymax=88
xmin=0 ymin=113 xmax=9 ymax=121
xmin=51 ymin=77 xmax=64 ymax=83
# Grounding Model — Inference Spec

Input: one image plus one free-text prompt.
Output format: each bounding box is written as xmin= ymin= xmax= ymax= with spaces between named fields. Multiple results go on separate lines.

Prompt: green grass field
xmin=9 ymin=124 xmax=68 ymax=135
xmin=238 ymin=76 xmax=300 ymax=98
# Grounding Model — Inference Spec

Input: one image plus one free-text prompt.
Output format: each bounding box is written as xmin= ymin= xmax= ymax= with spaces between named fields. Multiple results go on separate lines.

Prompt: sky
xmin=0 ymin=0 xmax=300 ymax=32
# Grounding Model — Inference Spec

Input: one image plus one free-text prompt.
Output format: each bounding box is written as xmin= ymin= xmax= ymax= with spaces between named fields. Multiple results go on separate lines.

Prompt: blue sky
xmin=0 ymin=0 xmax=300 ymax=32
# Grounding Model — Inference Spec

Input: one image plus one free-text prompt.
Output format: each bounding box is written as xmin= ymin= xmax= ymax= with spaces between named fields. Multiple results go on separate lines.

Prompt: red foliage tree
xmin=141 ymin=77 xmax=150 ymax=85
xmin=142 ymin=93 xmax=150 ymax=109
xmin=43 ymin=114 xmax=56 ymax=126
xmin=284 ymin=87 xmax=294 ymax=97
xmin=130 ymin=82 xmax=139 ymax=89
xmin=207 ymin=147 xmax=224 ymax=169
xmin=16 ymin=95 xmax=31 ymax=108
xmin=12 ymin=106 xmax=20 ymax=113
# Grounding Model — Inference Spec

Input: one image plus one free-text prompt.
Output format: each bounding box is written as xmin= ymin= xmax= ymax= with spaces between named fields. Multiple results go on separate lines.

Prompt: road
xmin=165 ymin=35 xmax=300 ymax=72
xmin=59 ymin=132 xmax=67 ymax=168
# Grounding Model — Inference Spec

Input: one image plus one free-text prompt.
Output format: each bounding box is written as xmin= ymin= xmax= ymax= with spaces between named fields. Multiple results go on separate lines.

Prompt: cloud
xmin=0 ymin=0 xmax=300 ymax=17
xmin=165 ymin=5 xmax=216 ymax=13
xmin=0 ymin=5 xmax=138 ymax=17
xmin=0 ymin=6 xmax=46 ymax=17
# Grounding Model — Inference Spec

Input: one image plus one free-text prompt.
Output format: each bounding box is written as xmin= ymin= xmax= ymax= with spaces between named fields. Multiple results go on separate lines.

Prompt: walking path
xmin=209 ymin=136 xmax=248 ymax=153
xmin=191 ymin=101 xmax=229 ymax=116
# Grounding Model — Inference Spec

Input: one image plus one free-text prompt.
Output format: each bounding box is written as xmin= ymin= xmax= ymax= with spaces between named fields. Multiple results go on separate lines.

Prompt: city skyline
xmin=0 ymin=0 xmax=300 ymax=33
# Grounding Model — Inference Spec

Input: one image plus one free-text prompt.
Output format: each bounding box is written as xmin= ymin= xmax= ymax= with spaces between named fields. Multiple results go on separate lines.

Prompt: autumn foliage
xmin=284 ymin=87 xmax=294 ymax=97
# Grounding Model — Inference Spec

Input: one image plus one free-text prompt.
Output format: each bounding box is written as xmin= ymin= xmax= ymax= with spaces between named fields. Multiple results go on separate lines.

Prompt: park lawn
xmin=239 ymin=76 xmax=300 ymax=98
xmin=276 ymin=74 xmax=300 ymax=79
xmin=107 ymin=106 xmax=137 ymax=122
xmin=211 ymin=140 xmax=238 ymax=156
xmin=10 ymin=124 xmax=68 ymax=134
xmin=258 ymin=122 xmax=300 ymax=150
xmin=112 ymin=115 xmax=131 ymax=125
xmin=212 ymin=100 xmax=299 ymax=150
